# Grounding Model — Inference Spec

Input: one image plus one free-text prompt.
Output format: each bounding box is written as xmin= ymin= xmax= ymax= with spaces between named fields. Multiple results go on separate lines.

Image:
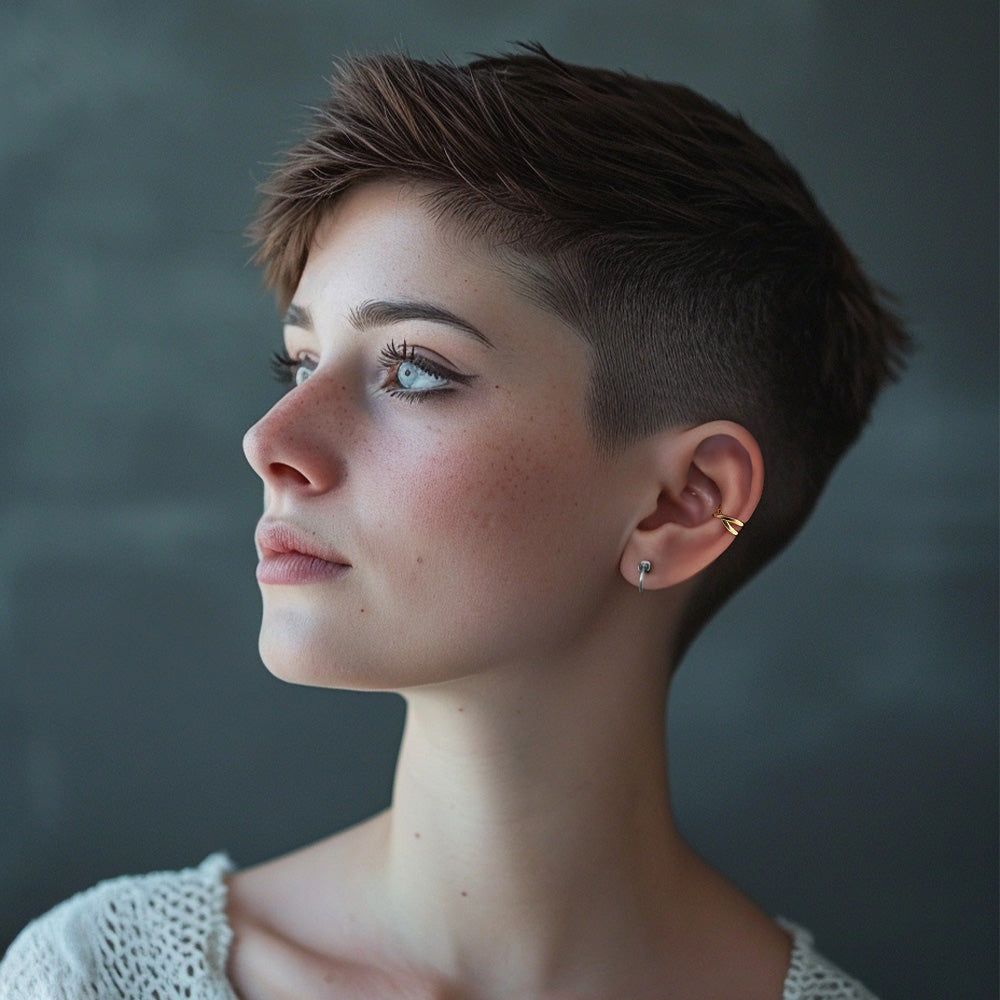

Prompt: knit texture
xmin=780 ymin=921 xmax=879 ymax=1000
xmin=0 ymin=855 xmax=236 ymax=999
xmin=1 ymin=856 xmax=879 ymax=999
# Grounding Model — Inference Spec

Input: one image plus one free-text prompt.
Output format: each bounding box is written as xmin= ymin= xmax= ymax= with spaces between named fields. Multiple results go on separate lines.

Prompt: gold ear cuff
xmin=713 ymin=507 xmax=744 ymax=536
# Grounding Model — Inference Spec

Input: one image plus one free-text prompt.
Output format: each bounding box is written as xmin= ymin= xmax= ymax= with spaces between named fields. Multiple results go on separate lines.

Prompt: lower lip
xmin=256 ymin=553 xmax=350 ymax=585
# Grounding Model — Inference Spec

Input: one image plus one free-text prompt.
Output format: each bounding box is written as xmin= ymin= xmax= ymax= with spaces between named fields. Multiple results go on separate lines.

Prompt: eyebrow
xmin=282 ymin=298 xmax=494 ymax=349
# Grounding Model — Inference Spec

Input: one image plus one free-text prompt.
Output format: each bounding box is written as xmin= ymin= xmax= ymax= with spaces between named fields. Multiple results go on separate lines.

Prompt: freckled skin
xmin=243 ymin=181 xmax=641 ymax=692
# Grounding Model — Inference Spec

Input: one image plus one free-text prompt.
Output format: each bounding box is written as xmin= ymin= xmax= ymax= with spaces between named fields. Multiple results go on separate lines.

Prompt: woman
xmin=0 ymin=46 xmax=908 ymax=999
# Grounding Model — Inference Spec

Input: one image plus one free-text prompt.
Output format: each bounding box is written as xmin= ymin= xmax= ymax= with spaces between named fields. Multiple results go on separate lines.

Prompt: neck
xmin=374 ymin=620 xmax=696 ymax=994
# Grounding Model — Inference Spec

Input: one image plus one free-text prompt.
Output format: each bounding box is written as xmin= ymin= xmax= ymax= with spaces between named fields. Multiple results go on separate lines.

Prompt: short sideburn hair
xmin=251 ymin=45 xmax=911 ymax=657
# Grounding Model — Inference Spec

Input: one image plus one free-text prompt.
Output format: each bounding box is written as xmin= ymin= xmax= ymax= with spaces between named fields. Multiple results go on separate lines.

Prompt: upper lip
xmin=255 ymin=520 xmax=351 ymax=565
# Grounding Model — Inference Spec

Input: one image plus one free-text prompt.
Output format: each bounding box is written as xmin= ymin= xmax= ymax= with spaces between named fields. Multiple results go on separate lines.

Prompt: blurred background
xmin=1 ymin=1 xmax=996 ymax=996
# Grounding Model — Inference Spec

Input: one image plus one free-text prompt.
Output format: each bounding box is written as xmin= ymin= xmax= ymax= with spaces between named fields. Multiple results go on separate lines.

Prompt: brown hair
xmin=252 ymin=44 xmax=911 ymax=658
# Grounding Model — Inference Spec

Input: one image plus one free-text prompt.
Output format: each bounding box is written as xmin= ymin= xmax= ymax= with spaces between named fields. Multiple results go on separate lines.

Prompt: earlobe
xmin=620 ymin=421 xmax=763 ymax=592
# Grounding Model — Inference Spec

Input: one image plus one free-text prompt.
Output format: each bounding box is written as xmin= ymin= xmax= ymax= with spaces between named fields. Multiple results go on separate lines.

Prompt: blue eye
xmin=396 ymin=358 xmax=448 ymax=391
xmin=271 ymin=342 xmax=474 ymax=400
xmin=378 ymin=340 xmax=474 ymax=400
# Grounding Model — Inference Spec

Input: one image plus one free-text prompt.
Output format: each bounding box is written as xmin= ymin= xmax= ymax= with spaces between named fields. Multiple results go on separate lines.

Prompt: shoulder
xmin=781 ymin=921 xmax=880 ymax=1000
xmin=0 ymin=854 xmax=235 ymax=1000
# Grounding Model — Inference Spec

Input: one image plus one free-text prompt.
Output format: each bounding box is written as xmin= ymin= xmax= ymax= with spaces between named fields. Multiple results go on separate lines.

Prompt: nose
xmin=243 ymin=376 xmax=346 ymax=495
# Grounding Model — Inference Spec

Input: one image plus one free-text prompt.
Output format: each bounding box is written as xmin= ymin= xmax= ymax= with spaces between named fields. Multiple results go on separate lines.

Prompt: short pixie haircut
xmin=252 ymin=45 xmax=910 ymax=655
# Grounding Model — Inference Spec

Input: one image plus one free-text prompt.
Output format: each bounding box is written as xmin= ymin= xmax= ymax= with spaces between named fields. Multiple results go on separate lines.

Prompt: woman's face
xmin=244 ymin=181 xmax=640 ymax=689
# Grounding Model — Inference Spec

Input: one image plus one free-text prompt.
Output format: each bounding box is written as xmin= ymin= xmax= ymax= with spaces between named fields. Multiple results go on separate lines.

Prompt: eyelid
xmin=380 ymin=340 xmax=474 ymax=378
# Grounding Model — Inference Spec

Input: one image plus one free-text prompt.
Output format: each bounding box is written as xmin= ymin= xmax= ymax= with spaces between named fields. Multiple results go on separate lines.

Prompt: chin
xmin=256 ymin=596 xmax=350 ymax=686
xmin=259 ymin=632 xmax=360 ymax=689
xmin=256 ymin=618 xmax=408 ymax=692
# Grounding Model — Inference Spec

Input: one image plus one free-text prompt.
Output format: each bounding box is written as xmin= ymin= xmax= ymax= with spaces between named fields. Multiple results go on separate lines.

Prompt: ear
xmin=619 ymin=420 xmax=764 ymax=592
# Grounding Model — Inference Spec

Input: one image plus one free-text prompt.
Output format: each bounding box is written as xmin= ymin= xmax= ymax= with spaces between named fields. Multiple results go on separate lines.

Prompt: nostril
xmin=267 ymin=460 xmax=312 ymax=487
xmin=242 ymin=400 xmax=342 ymax=495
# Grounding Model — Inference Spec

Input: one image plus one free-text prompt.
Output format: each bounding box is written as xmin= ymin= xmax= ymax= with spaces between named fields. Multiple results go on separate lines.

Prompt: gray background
xmin=1 ymin=2 xmax=996 ymax=996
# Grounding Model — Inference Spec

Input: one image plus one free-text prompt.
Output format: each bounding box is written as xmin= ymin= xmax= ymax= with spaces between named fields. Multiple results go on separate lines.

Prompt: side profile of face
xmin=243 ymin=181 xmax=647 ymax=690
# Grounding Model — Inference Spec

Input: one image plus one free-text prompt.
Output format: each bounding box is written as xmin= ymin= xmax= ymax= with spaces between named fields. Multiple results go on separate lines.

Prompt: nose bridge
xmin=243 ymin=372 xmax=351 ymax=492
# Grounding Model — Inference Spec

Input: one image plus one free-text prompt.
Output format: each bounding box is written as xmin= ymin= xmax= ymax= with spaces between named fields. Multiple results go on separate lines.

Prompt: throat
xmin=375 ymin=684 xmax=684 ymax=988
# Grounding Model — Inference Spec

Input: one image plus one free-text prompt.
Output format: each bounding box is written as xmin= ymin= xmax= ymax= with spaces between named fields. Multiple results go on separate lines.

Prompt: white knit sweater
xmin=0 ymin=855 xmax=879 ymax=999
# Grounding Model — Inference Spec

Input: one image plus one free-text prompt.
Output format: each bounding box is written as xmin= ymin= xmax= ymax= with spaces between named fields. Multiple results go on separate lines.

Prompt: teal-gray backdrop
xmin=1 ymin=2 xmax=996 ymax=996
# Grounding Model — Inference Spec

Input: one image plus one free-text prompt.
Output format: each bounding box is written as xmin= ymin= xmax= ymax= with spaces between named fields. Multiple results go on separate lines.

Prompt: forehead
xmin=300 ymin=182 xmax=500 ymax=292
xmin=294 ymin=182 xmax=581 ymax=347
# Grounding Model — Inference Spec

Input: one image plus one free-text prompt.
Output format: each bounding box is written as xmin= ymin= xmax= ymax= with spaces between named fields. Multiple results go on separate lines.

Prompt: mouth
xmin=254 ymin=520 xmax=351 ymax=585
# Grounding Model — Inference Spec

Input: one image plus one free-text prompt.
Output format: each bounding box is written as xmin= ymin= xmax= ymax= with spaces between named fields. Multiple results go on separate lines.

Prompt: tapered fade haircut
xmin=252 ymin=45 xmax=911 ymax=656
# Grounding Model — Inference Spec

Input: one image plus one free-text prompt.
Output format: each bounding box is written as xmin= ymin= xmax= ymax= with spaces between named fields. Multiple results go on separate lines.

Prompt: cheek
xmin=390 ymin=423 xmax=618 ymax=671
xmin=381 ymin=419 xmax=595 ymax=583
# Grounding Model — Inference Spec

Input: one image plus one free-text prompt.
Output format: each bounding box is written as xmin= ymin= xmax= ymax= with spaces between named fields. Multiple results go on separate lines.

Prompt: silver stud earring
xmin=637 ymin=560 xmax=652 ymax=594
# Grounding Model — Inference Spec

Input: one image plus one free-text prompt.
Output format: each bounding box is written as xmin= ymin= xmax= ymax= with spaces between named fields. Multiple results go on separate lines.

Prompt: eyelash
xmin=269 ymin=340 xmax=473 ymax=401
xmin=270 ymin=352 xmax=305 ymax=384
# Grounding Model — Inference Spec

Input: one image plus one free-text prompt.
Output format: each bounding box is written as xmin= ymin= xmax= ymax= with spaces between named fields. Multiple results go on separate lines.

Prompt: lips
xmin=254 ymin=520 xmax=351 ymax=585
